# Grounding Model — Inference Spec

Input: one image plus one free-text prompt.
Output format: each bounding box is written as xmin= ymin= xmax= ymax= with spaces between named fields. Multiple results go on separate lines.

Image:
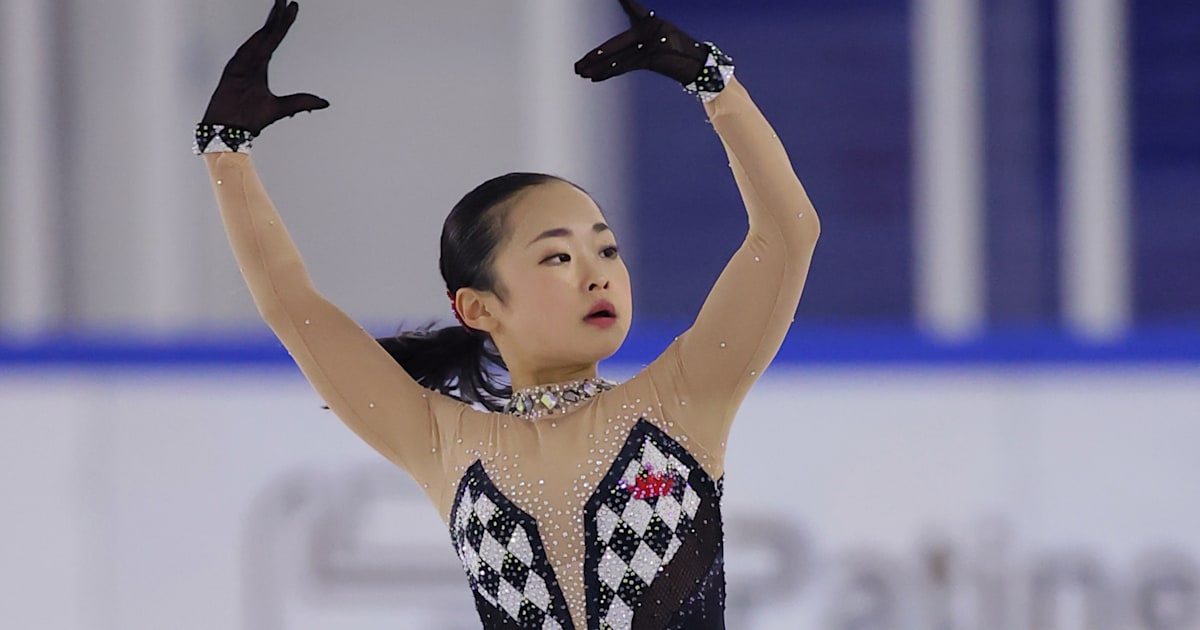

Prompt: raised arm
xmin=576 ymin=1 xmax=820 ymax=462
xmin=677 ymin=76 xmax=820 ymax=442
xmin=196 ymin=1 xmax=455 ymax=499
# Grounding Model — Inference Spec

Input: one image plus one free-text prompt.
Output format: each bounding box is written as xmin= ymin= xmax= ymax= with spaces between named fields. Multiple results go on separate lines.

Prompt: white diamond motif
xmin=641 ymin=439 xmax=670 ymax=474
xmin=524 ymin=572 xmax=551 ymax=610
xmin=682 ymin=485 xmax=701 ymax=517
xmin=622 ymin=498 xmax=654 ymax=535
xmin=454 ymin=493 xmax=474 ymax=531
xmin=474 ymin=494 xmax=497 ymax=524
xmin=508 ymin=526 xmax=534 ymax=565
xmin=605 ymin=596 xmax=634 ymax=630
xmin=479 ymin=533 xmax=507 ymax=571
xmin=598 ymin=548 xmax=627 ymax=591
xmin=664 ymin=537 xmax=682 ymax=564
xmin=655 ymin=494 xmax=682 ymax=529
xmin=596 ymin=503 xmax=620 ymax=541
xmin=460 ymin=542 xmax=481 ymax=574
xmin=621 ymin=459 xmax=642 ymax=486
xmin=631 ymin=541 xmax=663 ymax=584
xmin=498 ymin=579 xmax=524 ymax=619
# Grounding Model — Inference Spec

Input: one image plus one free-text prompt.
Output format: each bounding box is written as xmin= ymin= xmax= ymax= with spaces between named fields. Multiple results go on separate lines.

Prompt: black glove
xmin=573 ymin=0 xmax=734 ymax=101
xmin=195 ymin=0 xmax=328 ymax=153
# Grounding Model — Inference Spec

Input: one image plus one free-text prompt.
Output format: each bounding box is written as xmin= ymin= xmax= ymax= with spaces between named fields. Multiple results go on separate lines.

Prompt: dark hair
xmin=375 ymin=172 xmax=577 ymax=412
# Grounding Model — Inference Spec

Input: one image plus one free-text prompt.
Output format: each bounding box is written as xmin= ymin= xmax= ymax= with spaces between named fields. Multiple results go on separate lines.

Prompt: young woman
xmin=196 ymin=0 xmax=820 ymax=627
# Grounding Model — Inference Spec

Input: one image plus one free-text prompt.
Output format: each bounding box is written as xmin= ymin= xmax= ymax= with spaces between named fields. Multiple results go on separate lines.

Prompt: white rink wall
xmin=2 ymin=363 xmax=1198 ymax=630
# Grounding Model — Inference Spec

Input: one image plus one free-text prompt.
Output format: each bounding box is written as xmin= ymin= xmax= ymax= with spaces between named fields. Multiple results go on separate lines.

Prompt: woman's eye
xmin=543 ymin=246 xmax=618 ymax=265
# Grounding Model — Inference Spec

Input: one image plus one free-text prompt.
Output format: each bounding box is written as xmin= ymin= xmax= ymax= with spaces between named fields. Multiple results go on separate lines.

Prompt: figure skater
xmin=195 ymin=0 xmax=820 ymax=627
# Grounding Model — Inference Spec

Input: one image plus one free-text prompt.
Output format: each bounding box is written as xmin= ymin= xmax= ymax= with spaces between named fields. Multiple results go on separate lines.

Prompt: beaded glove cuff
xmin=193 ymin=123 xmax=255 ymax=155
xmin=683 ymin=42 xmax=735 ymax=104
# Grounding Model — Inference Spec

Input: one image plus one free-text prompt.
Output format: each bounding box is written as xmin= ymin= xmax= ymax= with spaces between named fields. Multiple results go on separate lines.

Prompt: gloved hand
xmin=573 ymin=0 xmax=734 ymax=101
xmin=196 ymin=0 xmax=328 ymax=153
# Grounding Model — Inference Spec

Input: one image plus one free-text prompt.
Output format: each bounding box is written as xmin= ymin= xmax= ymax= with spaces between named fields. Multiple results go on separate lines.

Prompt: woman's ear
xmin=456 ymin=288 xmax=498 ymax=333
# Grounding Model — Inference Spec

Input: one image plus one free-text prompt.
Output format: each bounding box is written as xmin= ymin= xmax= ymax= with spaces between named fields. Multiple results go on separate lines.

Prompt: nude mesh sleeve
xmin=204 ymin=152 xmax=455 ymax=499
xmin=653 ymin=77 xmax=821 ymax=466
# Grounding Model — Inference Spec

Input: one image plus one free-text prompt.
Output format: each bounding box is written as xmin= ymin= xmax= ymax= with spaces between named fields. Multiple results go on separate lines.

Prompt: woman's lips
xmin=585 ymin=299 xmax=617 ymax=328
xmin=585 ymin=315 xmax=617 ymax=329
xmin=587 ymin=299 xmax=616 ymax=318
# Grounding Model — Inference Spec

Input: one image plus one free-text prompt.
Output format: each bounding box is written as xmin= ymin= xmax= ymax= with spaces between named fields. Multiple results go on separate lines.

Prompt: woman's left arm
xmin=576 ymin=3 xmax=820 ymax=460
xmin=673 ymin=75 xmax=820 ymax=448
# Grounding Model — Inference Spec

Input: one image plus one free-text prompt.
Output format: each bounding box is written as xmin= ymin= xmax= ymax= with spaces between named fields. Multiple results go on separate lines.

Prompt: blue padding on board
xmin=1 ymin=326 xmax=1198 ymax=367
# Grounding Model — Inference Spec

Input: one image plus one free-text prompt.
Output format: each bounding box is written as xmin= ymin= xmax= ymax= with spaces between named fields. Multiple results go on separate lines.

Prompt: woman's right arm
xmin=206 ymin=152 xmax=451 ymax=489
xmin=197 ymin=1 xmax=455 ymax=498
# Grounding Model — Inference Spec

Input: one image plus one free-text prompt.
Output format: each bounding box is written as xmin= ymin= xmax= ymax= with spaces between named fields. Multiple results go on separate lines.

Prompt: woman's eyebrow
xmin=526 ymin=223 xmax=612 ymax=247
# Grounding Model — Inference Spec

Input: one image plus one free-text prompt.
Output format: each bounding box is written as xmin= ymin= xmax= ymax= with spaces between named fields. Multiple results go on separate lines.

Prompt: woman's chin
xmin=594 ymin=322 xmax=630 ymax=358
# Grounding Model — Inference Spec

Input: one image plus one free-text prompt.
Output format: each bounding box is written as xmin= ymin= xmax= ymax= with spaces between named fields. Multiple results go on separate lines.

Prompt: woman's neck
xmin=510 ymin=365 xmax=599 ymax=392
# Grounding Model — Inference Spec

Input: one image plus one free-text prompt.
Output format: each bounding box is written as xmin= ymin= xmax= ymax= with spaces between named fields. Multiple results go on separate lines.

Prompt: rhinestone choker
xmin=503 ymin=376 xmax=619 ymax=419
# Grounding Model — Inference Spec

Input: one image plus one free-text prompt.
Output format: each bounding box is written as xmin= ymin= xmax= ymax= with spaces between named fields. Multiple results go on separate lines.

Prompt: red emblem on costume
xmin=622 ymin=464 xmax=677 ymax=500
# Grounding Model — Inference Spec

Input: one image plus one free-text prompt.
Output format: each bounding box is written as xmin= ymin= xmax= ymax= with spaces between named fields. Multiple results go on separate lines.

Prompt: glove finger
xmin=259 ymin=0 xmax=286 ymax=46
xmin=268 ymin=0 xmax=287 ymax=28
xmin=576 ymin=47 xmax=643 ymax=81
xmin=259 ymin=0 xmax=284 ymax=33
xmin=619 ymin=0 xmax=651 ymax=21
xmin=229 ymin=0 xmax=284 ymax=65
xmin=274 ymin=92 xmax=330 ymax=119
xmin=573 ymin=29 xmax=641 ymax=73
xmin=264 ymin=2 xmax=300 ymax=53
xmin=575 ymin=40 xmax=641 ymax=75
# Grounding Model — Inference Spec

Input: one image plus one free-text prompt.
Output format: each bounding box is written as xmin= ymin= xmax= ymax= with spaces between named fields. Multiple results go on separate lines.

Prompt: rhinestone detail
xmin=503 ymin=377 xmax=619 ymax=420
xmin=683 ymin=42 xmax=735 ymax=104
xmin=193 ymin=123 xmax=254 ymax=155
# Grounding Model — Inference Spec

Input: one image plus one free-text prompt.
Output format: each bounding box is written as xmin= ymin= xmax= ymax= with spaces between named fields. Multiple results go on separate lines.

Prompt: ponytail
xmin=376 ymin=322 xmax=511 ymax=412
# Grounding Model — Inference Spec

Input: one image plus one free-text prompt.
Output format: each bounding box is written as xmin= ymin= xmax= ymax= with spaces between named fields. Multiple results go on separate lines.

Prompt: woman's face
xmin=484 ymin=180 xmax=632 ymax=373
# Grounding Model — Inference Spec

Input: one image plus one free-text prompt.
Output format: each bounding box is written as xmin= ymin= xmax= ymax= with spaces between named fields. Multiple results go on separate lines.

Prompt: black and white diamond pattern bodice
xmin=448 ymin=419 xmax=726 ymax=630
xmin=585 ymin=420 xmax=726 ymax=629
xmin=451 ymin=462 xmax=576 ymax=629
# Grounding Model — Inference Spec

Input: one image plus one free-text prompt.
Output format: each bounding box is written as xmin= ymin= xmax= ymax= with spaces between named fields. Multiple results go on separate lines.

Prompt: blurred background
xmin=2 ymin=0 xmax=1197 ymax=628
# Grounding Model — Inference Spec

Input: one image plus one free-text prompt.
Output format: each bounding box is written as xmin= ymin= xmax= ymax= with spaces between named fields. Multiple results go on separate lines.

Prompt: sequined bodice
xmin=447 ymin=408 xmax=726 ymax=630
